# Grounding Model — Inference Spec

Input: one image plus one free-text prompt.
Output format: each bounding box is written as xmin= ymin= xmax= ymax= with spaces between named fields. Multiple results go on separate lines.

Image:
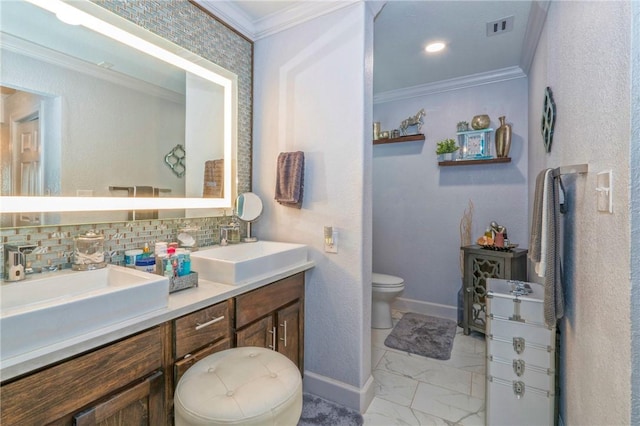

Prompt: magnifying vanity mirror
xmin=235 ymin=192 xmax=263 ymax=242
xmin=0 ymin=0 xmax=239 ymax=227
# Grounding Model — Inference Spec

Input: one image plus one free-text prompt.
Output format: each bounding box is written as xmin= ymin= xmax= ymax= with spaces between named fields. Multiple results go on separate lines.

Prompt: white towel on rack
xmin=528 ymin=168 xmax=564 ymax=326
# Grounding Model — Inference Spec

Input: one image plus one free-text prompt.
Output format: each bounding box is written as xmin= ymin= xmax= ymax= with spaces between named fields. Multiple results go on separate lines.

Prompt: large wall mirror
xmin=0 ymin=0 xmax=240 ymax=227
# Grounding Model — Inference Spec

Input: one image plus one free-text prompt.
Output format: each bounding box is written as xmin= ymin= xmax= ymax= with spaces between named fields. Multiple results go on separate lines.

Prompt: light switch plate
xmin=596 ymin=170 xmax=613 ymax=213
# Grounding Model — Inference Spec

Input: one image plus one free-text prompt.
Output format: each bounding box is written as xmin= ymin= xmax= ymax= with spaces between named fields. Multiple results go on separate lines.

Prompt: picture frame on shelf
xmin=458 ymin=128 xmax=493 ymax=159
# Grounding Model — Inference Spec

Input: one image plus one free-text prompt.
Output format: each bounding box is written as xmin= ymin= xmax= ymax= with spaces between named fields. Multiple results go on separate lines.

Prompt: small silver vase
xmin=495 ymin=116 xmax=512 ymax=158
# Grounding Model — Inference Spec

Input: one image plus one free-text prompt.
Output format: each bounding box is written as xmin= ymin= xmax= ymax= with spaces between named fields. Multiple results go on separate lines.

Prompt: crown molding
xmin=373 ymin=66 xmax=527 ymax=104
xmin=520 ymin=1 xmax=550 ymax=74
xmin=195 ymin=0 xmax=256 ymax=40
xmin=195 ymin=0 xmax=358 ymax=41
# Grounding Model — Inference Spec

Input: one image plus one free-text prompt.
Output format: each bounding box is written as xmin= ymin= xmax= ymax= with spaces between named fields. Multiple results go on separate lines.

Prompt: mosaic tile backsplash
xmin=0 ymin=216 xmax=241 ymax=276
xmin=0 ymin=1 xmax=253 ymax=276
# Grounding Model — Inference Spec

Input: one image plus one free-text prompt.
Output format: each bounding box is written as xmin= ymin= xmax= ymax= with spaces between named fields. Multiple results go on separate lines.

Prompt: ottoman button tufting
xmin=175 ymin=346 xmax=302 ymax=426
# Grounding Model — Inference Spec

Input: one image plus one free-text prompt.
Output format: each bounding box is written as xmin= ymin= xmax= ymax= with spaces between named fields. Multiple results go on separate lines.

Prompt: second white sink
xmin=0 ymin=265 xmax=169 ymax=362
xmin=190 ymin=241 xmax=308 ymax=285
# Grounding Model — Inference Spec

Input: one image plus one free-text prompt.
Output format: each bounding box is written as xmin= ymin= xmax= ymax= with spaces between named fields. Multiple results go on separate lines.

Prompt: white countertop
xmin=0 ymin=261 xmax=315 ymax=382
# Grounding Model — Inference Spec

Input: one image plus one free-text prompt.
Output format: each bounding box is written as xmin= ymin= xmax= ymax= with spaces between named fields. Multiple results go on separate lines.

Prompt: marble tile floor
xmin=364 ymin=311 xmax=486 ymax=426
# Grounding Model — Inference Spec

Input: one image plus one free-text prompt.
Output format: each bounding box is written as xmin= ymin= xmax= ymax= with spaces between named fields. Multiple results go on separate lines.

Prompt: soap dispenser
xmin=228 ymin=210 xmax=241 ymax=244
xmin=7 ymin=251 xmax=25 ymax=281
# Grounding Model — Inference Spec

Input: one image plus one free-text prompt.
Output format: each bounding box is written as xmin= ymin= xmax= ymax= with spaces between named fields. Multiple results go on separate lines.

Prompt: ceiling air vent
xmin=486 ymin=16 xmax=514 ymax=37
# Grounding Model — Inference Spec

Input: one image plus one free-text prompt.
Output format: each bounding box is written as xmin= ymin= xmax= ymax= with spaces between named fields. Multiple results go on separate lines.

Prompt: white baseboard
xmin=302 ymin=370 xmax=375 ymax=414
xmin=392 ymin=297 xmax=458 ymax=321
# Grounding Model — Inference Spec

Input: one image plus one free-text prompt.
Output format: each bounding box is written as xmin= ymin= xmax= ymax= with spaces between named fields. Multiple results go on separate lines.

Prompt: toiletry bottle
xmin=164 ymin=261 xmax=174 ymax=279
xmin=229 ymin=211 xmax=241 ymax=244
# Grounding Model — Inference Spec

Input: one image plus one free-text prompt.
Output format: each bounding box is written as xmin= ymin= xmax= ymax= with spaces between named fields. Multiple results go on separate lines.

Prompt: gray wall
xmin=373 ymin=78 xmax=529 ymax=313
xmin=528 ymin=2 xmax=633 ymax=424
xmin=252 ymin=3 xmax=375 ymax=412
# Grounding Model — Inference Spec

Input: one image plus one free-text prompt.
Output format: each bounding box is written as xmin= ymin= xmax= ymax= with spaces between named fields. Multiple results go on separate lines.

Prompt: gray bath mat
xmin=384 ymin=312 xmax=457 ymax=360
xmin=298 ymin=393 xmax=363 ymax=426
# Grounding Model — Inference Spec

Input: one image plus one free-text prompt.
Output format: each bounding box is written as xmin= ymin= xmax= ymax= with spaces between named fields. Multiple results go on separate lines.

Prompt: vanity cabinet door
xmin=276 ymin=301 xmax=303 ymax=369
xmin=0 ymin=326 xmax=166 ymax=426
xmin=234 ymin=273 xmax=305 ymax=370
xmin=236 ymin=315 xmax=275 ymax=349
xmin=73 ymin=370 xmax=164 ymax=426
xmin=174 ymin=338 xmax=231 ymax=384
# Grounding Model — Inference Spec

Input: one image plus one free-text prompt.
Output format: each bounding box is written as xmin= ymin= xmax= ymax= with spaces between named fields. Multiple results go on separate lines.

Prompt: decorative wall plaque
xmin=541 ymin=87 xmax=556 ymax=153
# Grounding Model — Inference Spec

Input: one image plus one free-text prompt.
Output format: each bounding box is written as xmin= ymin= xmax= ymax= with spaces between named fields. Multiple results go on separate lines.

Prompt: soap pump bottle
xmin=229 ymin=210 xmax=241 ymax=244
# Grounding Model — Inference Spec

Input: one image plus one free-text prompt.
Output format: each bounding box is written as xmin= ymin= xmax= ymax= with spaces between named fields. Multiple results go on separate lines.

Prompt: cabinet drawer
xmin=235 ymin=273 xmax=304 ymax=328
xmin=174 ymin=300 xmax=232 ymax=359
xmin=174 ymin=338 xmax=231 ymax=384
xmin=486 ymin=376 xmax=554 ymax=426
xmin=487 ymin=334 xmax=554 ymax=369
xmin=488 ymin=316 xmax=553 ymax=347
xmin=488 ymin=355 xmax=554 ymax=391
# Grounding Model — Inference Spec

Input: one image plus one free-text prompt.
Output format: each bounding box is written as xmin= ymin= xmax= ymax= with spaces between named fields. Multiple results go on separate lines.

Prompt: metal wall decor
xmin=399 ymin=108 xmax=425 ymax=136
xmin=165 ymin=144 xmax=186 ymax=177
xmin=541 ymin=87 xmax=556 ymax=153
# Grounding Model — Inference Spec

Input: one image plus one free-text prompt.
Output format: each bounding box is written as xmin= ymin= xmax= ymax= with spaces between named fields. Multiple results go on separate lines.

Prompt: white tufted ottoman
xmin=174 ymin=346 xmax=303 ymax=426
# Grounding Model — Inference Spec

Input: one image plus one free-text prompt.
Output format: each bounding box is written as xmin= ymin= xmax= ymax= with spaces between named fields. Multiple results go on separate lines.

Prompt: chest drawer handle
xmin=513 ymin=337 xmax=525 ymax=354
xmin=195 ymin=315 xmax=225 ymax=331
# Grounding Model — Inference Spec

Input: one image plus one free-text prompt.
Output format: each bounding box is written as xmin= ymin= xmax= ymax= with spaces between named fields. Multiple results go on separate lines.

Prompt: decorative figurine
xmin=399 ymin=108 xmax=426 ymax=136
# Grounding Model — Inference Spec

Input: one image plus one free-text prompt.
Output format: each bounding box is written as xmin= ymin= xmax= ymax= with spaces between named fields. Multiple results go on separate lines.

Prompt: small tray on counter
xmin=169 ymin=271 xmax=198 ymax=293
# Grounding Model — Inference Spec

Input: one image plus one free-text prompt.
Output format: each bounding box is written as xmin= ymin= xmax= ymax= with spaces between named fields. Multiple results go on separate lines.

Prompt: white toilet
xmin=372 ymin=272 xmax=405 ymax=329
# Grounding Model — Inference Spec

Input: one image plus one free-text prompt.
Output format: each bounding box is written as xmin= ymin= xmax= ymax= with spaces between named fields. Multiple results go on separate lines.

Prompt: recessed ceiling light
xmin=425 ymin=42 xmax=446 ymax=53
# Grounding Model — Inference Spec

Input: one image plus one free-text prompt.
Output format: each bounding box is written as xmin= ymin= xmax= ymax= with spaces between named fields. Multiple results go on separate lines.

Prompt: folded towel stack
xmin=528 ymin=168 xmax=564 ymax=326
xmin=275 ymin=151 xmax=305 ymax=209
xmin=203 ymin=159 xmax=224 ymax=198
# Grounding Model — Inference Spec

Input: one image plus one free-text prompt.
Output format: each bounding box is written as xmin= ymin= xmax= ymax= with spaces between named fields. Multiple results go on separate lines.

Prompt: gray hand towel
xmin=544 ymin=173 xmax=564 ymax=326
xmin=275 ymin=151 xmax=304 ymax=209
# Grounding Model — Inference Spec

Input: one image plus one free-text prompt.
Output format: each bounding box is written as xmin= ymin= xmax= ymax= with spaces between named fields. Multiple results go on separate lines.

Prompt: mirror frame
xmin=0 ymin=0 xmax=237 ymax=214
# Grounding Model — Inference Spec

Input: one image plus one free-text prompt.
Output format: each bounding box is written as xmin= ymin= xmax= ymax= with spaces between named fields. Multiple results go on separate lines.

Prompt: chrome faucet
xmin=3 ymin=244 xmax=36 ymax=281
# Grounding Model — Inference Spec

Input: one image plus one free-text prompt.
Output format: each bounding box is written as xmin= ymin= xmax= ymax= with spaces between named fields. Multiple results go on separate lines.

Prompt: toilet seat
xmin=372 ymin=273 xmax=404 ymax=288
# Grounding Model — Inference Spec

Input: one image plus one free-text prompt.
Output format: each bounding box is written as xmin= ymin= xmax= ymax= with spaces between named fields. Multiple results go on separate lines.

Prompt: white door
xmin=15 ymin=117 xmax=42 ymax=226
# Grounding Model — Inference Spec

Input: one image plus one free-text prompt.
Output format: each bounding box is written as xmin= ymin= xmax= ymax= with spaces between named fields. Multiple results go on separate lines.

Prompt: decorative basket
xmin=169 ymin=271 xmax=198 ymax=293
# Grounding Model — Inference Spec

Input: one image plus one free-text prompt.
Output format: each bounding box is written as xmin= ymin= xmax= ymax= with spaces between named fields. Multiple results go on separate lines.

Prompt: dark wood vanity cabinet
xmin=0 ymin=326 xmax=166 ymax=426
xmin=235 ymin=273 xmax=305 ymax=370
xmin=0 ymin=273 xmax=306 ymax=426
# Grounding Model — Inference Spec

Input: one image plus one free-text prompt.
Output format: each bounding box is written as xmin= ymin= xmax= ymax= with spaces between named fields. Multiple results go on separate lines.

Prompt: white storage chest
xmin=486 ymin=278 xmax=557 ymax=426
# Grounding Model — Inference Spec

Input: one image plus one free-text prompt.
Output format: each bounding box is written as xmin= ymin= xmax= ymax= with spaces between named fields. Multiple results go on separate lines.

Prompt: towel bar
xmin=552 ymin=164 xmax=588 ymax=177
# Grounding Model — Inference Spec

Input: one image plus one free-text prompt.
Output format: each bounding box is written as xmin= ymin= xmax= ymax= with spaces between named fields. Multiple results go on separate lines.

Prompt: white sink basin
xmin=0 ymin=265 xmax=169 ymax=362
xmin=190 ymin=241 xmax=308 ymax=285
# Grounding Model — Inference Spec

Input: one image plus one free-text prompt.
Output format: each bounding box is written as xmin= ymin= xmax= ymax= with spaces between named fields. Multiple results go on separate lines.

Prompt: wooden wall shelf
xmin=373 ymin=134 xmax=425 ymax=145
xmin=438 ymin=157 xmax=511 ymax=166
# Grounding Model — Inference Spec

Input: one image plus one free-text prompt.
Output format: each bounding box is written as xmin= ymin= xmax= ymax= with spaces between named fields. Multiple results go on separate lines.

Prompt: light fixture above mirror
xmin=0 ymin=0 xmax=238 ymax=217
